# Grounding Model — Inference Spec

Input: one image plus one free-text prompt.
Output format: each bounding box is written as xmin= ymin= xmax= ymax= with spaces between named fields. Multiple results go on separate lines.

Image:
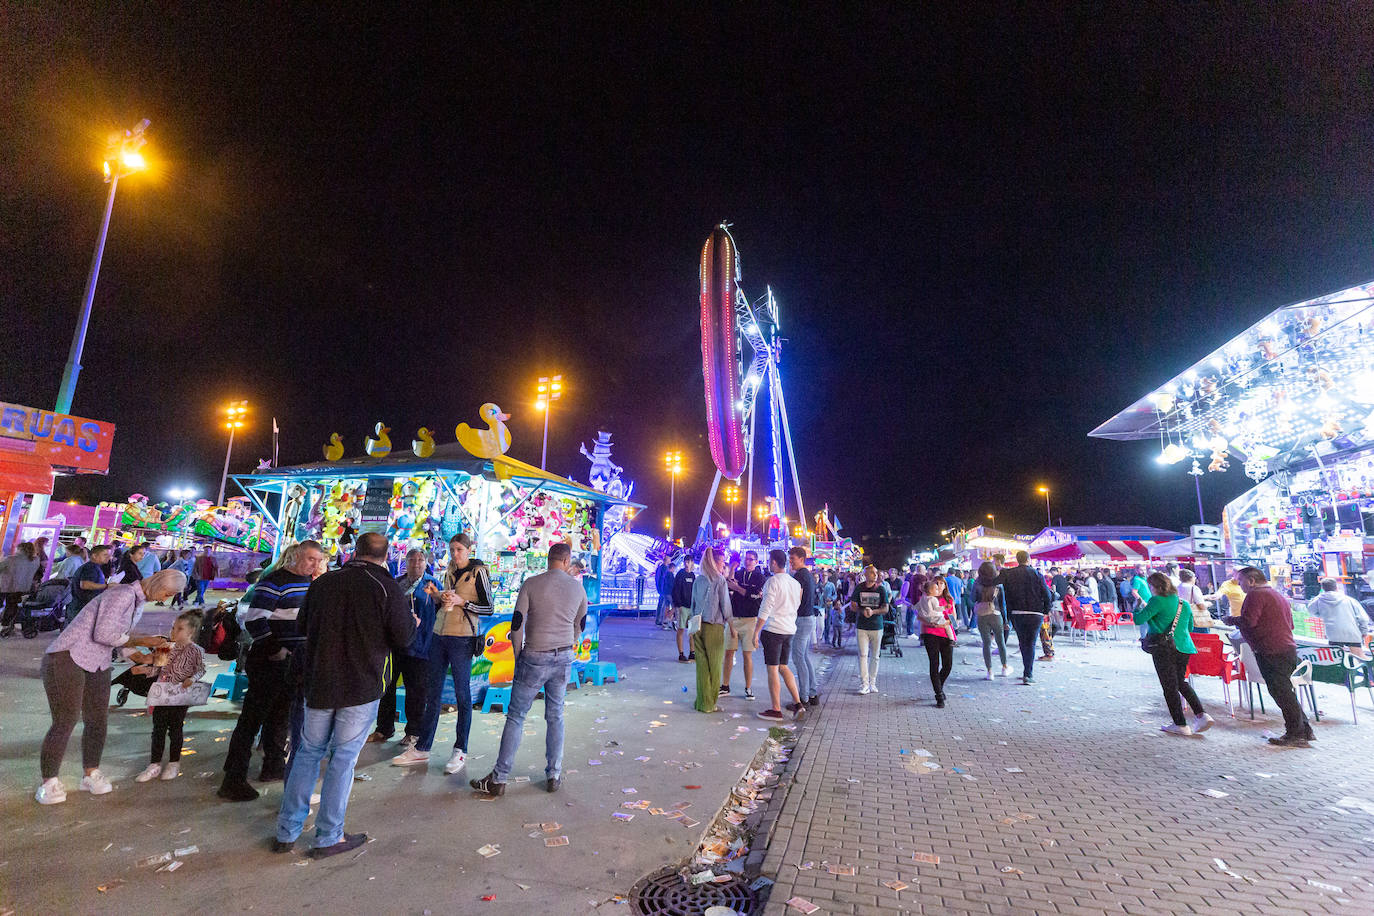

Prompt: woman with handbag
xmin=690 ymin=547 xmax=733 ymax=713
xmin=134 ymin=608 xmax=208 ymax=783
xmin=972 ymin=562 xmax=1011 ymax=680
xmin=1137 ymin=572 xmax=1214 ymax=737
xmin=35 ymin=569 xmax=184 ymax=805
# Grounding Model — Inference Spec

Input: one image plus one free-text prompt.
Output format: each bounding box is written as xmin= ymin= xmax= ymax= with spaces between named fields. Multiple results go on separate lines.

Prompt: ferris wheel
xmin=694 ymin=223 xmax=806 ymax=546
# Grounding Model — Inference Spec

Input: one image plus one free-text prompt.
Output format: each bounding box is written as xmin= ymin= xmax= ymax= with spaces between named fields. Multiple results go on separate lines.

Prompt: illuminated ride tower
xmin=694 ymin=223 xmax=806 ymax=546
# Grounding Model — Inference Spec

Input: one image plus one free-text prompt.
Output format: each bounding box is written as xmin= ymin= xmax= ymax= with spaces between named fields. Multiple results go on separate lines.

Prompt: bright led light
xmin=120 ymin=150 xmax=147 ymax=170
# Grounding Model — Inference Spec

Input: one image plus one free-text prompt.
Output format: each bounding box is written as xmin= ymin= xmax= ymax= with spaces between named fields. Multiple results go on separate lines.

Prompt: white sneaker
xmin=859 ymin=684 xmax=871 ymax=695
xmin=1192 ymin=713 xmax=1215 ymax=734
xmin=390 ymin=747 xmax=431 ymax=767
xmin=444 ymin=749 xmax=467 ymax=775
xmin=135 ymin=764 xmax=162 ymax=783
xmin=984 ymin=671 xmax=994 ymax=681
xmin=1002 ymin=666 xmax=1012 ymax=677
xmin=35 ymin=778 xmax=67 ymax=805
xmin=160 ymin=762 xmax=181 ymax=780
xmin=1161 ymin=723 xmax=1193 ymax=737
xmin=80 ymin=770 xmax=113 ymax=795
xmin=867 ymin=682 xmax=877 ymax=694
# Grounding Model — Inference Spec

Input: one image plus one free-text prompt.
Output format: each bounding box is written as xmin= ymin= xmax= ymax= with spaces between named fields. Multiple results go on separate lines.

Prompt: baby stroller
xmin=881 ymin=608 xmax=903 ymax=657
xmin=19 ymin=578 xmax=70 ymax=639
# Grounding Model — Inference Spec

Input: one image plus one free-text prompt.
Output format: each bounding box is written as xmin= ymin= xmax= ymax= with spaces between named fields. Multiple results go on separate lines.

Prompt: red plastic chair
xmin=1099 ymin=610 xmax=1119 ymax=640
xmin=1079 ymin=612 xmax=1109 ymax=645
xmin=1186 ymin=632 xmax=1238 ymax=716
xmin=1115 ymin=611 xmax=1135 ymax=627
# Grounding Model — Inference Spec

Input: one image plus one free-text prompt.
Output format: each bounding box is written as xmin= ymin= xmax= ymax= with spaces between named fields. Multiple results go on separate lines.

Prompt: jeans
xmin=39 ymin=650 xmax=111 ymax=779
xmin=654 ymin=593 xmax=672 ymax=627
xmin=790 ymin=616 xmax=819 ymax=699
xmin=277 ymin=700 xmax=378 ymax=847
xmin=903 ymin=606 xmax=916 ymax=637
xmin=977 ymin=614 xmax=1007 ymax=670
xmin=223 ymin=651 xmax=292 ymax=781
xmin=924 ymin=633 xmax=953 ymax=697
xmin=1151 ymin=648 xmax=1204 ymax=726
xmin=1010 ymin=613 xmax=1044 ymax=679
xmin=492 ymin=648 xmax=574 ymax=782
xmin=1254 ymin=648 xmax=1313 ymax=739
xmin=194 ymin=580 xmax=210 ymax=605
xmin=376 ymin=652 xmax=430 ymax=739
xmin=692 ymin=622 xmax=726 ymax=713
xmin=417 ymin=635 xmax=476 ymax=753
xmin=856 ymin=628 xmax=882 ymax=685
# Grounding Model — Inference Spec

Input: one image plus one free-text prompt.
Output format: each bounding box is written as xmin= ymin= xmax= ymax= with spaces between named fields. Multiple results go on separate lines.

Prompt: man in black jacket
xmin=997 ymin=550 xmax=1051 ymax=685
xmin=273 ymin=532 xmax=415 ymax=858
xmin=672 ymin=555 xmax=697 ymax=663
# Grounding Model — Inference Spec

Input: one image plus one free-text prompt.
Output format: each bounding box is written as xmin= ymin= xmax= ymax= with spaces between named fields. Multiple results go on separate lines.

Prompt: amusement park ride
xmin=694 ymin=223 xmax=807 ymax=547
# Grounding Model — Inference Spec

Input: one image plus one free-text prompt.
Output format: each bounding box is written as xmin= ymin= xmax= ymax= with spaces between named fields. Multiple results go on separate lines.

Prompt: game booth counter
xmin=229 ymin=437 xmax=639 ymax=691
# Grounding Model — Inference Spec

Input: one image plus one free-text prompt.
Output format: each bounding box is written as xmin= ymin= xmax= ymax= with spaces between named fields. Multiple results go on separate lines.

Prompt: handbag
xmin=685 ymin=613 xmax=702 ymax=635
xmin=147 ymin=679 xmax=212 ymax=707
xmin=1141 ymin=600 xmax=1186 ymax=655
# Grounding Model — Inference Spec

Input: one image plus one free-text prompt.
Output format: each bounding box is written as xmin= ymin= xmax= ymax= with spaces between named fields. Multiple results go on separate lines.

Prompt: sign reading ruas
xmin=0 ymin=402 xmax=116 ymax=474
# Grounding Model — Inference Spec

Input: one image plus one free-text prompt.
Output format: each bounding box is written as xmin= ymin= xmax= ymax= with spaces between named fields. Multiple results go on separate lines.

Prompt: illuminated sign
xmin=0 ymin=402 xmax=116 ymax=474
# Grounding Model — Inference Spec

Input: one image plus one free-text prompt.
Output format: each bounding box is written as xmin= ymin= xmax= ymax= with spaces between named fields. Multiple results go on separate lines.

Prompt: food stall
xmin=1028 ymin=526 xmax=1183 ymax=568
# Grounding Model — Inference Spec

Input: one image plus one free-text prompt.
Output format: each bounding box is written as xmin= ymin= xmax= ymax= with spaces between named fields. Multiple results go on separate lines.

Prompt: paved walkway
xmin=761 ymin=632 xmax=1374 ymax=915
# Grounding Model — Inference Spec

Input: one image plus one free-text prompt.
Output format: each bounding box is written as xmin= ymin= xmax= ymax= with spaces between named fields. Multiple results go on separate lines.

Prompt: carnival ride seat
xmin=1186 ymin=633 xmax=1238 ymax=717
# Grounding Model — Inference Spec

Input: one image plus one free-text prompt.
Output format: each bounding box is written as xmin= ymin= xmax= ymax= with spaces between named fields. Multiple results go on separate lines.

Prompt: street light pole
xmin=1038 ymin=486 xmax=1052 ymax=527
xmin=664 ymin=450 xmax=682 ymax=541
xmin=536 ymin=374 xmax=563 ymax=470
xmin=217 ymin=401 xmax=248 ymax=506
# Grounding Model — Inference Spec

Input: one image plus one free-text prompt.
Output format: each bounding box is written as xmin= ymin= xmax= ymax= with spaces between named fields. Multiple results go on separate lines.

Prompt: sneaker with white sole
xmin=135 ymin=763 xmax=163 ymax=783
xmin=1161 ymin=723 xmax=1193 ymax=737
xmin=1192 ymin=713 xmax=1214 ymax=734
xmin=1001 ymin=666 xmax=1012 ymax=677
xmin=984 ymin=671 xmax=994 ymax=681
xmin=160 ymin=762 xmax=181 ymax=780
xmin=867 ymin=682 xmax=877 ymax=693
xmin=742 ymin=689 xmax=756 ymax=701
xmin=80 ymin=770 xmax=113 ymax=795
xmin=443 ymin=749 xmax=467 ymax=774
xmin=390 ymin=747 xmax=431 ymax=767
xmin=35 ymin=778 xmax=67 ymax=805
xmin=859 ymin=684 xmax=871 ymax=695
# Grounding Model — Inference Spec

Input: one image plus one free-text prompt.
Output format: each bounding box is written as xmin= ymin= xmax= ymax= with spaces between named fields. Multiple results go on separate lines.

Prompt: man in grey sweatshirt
xmin=471 ymin=541 xmax=587 ymax=796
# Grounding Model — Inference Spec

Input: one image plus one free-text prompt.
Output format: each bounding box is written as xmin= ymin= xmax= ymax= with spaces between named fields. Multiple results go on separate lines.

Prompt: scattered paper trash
xmin=477 ymin=844 xmax=500 ymax=857
xmin=173 ymin=845 xmax=199 ymax=857
xmin=785 ymin=898 xmax=820 ymax=914
xmin=913 ymin=852 xmax=940 ymax=865
xmin=157 ymin=860 xmax=183 ymax=873
xmin=827 ymin=864 xmax=856 ymax=876
xmin=138 ymin=851 xmax=173 ymax=868
xmin=1308 ymin=879 xmax=1342 ymax=893
xmin=1199 ymin=789 xmax=1229 ymax=799
xmin=1000 ymin=866 xmax=1023 ymax=875
xmin=545 ymin=836 xmax=569 ymax=847
xmin=882 ymin=879 xmax=909 ymax=891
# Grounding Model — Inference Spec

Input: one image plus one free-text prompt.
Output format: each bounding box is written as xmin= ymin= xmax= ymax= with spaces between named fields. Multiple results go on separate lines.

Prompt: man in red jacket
xmin=1227 ymin=566 xmax=1313 ymax=748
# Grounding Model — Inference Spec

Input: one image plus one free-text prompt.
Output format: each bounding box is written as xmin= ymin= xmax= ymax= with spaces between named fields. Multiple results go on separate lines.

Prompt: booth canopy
xmin=1029 ymin=526 xmax=1182 ymax=562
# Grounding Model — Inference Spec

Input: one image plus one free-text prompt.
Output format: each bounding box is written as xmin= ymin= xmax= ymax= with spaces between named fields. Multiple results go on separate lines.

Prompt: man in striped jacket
xmin=218 ymin=540 xmax=325 ymax=802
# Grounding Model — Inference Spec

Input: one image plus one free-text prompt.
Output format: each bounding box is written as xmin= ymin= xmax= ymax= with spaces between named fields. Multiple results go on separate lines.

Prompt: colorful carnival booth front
xmin=229 ymin=439 xmax=635 ymax=695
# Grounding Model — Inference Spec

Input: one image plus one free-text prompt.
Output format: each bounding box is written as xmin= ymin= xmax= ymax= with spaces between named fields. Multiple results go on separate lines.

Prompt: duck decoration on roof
xmin=412 ymin=427 xmax=436 ymax=458
xmin=364 ymin=423 xmax=392 ymax=458
xmin=456 ymin=403 xmax=512 ymax=459
xmin=323 ymin=433 xmax=345 ymax=461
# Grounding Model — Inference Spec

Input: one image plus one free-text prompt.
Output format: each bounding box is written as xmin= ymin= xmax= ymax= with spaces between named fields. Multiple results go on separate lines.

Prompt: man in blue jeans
xmin=274 ymin=532 xmax=415 ymax=857
xmin=787 ymin=546 xmax=820 ymax=707
xmin=471 ymin=541 xmax=588 ymax=796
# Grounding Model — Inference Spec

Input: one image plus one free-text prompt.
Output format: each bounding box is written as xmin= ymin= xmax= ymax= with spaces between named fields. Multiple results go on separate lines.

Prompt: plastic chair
xmin=1186 ymin=633 xmax=1238 ymax=716
xmin=211 ymin=661 xmax=249 ymax=702
xmin=1234 ymin=641 xmax=1268 ymax=720
xmin=1079 ymin=612 xmax=1109 ymax=646
xmin=1099 ymin=611 xmax=1119 ymax=640
xmin=579 ymin=661 xmax=619 ymax=685
xmin=1115 ymin=611 xmax=1135 ymax=627
xmin=1291 ymin=658 xmax=1318 ymax=722
xmin=481 ymin=685 xmax=512 ymax=714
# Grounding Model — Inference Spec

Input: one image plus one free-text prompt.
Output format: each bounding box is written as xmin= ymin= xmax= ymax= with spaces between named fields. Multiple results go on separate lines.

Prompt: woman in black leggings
xmin=915 ymin=581 xmax=956 ymax=707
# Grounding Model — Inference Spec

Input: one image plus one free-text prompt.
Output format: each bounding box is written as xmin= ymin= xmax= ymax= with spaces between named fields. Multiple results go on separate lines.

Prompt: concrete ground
xmin=0 ymin=602 xmax=768 ymax=915
xmin=760 ymin=627 xmax=1374 ymax=915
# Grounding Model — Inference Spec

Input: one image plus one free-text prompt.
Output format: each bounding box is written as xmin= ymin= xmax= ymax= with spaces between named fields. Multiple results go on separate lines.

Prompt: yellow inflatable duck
xmin=482 ymin=621 xmax=515 ymax=683
xmin=412 ymin=427 xmax=436 ymax=458
xmin=323 ymin=433 xmax=345 ymax=461
xmin=456 ymin=403 xmax=512 ymax=458
xmin=364 ymin=422 xmax=392 ymax=458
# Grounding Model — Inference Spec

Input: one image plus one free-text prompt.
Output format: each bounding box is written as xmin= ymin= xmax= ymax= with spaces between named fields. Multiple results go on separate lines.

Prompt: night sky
xmin=4 ymin=6 xmax=1374 ymax=564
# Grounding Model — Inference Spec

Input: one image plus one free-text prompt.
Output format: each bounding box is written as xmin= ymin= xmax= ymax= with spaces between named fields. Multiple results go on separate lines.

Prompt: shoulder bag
xmin=1141 ymin=600 xmax=1186 ymax=655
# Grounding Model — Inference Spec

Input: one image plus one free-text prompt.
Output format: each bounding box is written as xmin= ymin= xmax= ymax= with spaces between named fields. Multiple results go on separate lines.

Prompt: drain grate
xmin=631 ymin=866 xmax=758 ymax=916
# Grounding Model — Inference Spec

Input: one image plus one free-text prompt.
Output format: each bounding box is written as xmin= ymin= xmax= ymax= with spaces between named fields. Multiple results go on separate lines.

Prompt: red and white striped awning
xmin=1030 ymin=539 xmax=1176 ymax=562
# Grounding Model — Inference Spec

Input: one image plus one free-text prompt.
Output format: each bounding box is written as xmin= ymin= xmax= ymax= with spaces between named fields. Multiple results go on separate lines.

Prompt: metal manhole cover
xmin=631 ymin=867 xmax=758 ymax=916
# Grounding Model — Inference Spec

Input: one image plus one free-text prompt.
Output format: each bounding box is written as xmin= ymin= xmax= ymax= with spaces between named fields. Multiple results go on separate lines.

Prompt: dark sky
xmin=4 ymin=5 xmax=1374 ymax=561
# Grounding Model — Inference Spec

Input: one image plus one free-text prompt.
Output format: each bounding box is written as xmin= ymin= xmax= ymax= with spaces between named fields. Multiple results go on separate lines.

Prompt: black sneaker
xmin=1267 ymin=735 xmax=1312 ymax=748
xmin=757 ymin=709 xmax=784 ymax=721
xmin=785 ymin=702 xmax=804 ymax=714
xmin=257 ymin=768 xmax=285 ymax=783
xmin=217 ymin=780 xmax=260 ymax=802
xmin=116 ymin=687 xmax=130 ymax=707
xmin=688 ymin=652 xmax=696 ymax=661
xmin=743 ymin=689 xmax=756 ymax=700
xmin=807 ymin=695 xmax=819 ymax=707
xmin=546 ymin=777 xmax=561 ymax=793
xmin=678 ymin=653 xmax=688 ymax=663
xmin=270 ymin=838 xmax=294 ymax=854
xmin=935 ymin=696 xmax=946 ymax=708
xmin=469 ymin=773 xmax=506 ymax=796
xmin=719 ymin=685 xmax=730 ymax=696
xmin=312 ymin=832 xmax=367 ymax=858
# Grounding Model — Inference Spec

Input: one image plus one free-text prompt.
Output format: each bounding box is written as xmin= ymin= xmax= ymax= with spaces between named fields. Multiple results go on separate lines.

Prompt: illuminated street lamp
xmin=535 ymin=374 xmax=563 ymax=470
xmin=217 ymin=401 xmax=248 ymax=506
xmin=722 ymin=483 xmax=740 ymax=533
xmin=664 ymin=450 xmax=683 ymax=541
xmin=986 ymin=513 xmax=995 ymax=527
xmin=1037 ymin=486 xmax=1052 ymax=528
xmin=168 ymin=487 xmax=198 ymax=503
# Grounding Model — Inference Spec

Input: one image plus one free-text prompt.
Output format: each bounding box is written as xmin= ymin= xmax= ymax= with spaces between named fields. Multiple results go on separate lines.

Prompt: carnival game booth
xmin=1091 ymin=278 xmax=1374 ymax=600
xmin=229 ymin=442 xmax=634 ymax=691
xmin=952 ymin=527 xmax=1034 ymax=570
xmin=1028 ymin=526 xmax=1183 ymax=567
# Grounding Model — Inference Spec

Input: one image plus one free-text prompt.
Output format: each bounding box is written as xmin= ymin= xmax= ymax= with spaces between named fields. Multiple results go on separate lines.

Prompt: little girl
xmin=134 ymin=609 xmax=206 ymax=782
xmin=916 ymin=581 xmax=957 ymax=708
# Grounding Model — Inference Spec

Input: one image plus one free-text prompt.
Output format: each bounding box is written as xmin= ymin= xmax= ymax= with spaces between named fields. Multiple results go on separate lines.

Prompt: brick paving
xmin=761 ymin=632 xmax=1374 ymax=915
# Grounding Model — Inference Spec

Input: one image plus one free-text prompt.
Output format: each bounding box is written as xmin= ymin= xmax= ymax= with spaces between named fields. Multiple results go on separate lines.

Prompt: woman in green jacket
xmin=1137 ymin=573 xmax=1214 ymax=737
